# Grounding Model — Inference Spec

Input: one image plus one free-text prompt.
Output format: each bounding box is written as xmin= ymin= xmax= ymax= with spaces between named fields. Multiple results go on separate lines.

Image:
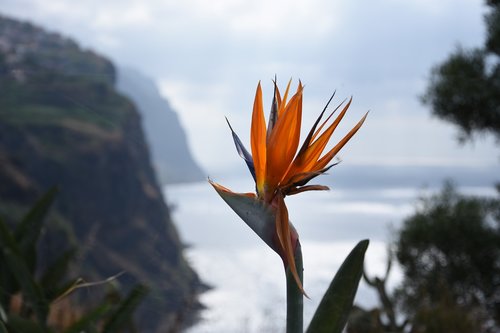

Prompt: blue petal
xmin=225 ymin=117 xmax=256 ymax=182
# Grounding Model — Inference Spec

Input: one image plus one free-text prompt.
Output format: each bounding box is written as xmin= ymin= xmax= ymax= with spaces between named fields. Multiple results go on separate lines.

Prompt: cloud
xmin=1 ymin=0 xmax=496 ymax=175
xmin=91 ymin=2 xmax=153 ymax=30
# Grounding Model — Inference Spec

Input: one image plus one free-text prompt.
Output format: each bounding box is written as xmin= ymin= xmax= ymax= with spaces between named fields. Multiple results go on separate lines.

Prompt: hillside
xmin=116 ymin=67 xmax=205 ymax=184
xmin=0 ymin=14 xmax=200 ymax=332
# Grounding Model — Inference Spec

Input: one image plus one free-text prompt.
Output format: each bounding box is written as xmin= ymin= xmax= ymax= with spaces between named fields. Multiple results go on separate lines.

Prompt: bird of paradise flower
xmin=210 ymin=79 xmax=367 ymax=295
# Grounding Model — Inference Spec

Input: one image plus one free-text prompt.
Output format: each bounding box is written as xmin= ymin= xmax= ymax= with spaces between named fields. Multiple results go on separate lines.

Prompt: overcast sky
xmin=1 ymin=0 xmax=498 ymax=177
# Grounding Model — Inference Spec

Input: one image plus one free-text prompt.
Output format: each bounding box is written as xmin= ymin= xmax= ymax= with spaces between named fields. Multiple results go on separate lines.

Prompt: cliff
xmin=116 ymin=67 xmax=205 ymax=184
xmin=0 ymin=14 xmax=200 ymax=332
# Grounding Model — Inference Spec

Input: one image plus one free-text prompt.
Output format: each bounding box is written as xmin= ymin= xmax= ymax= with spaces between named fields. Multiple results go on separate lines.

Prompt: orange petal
xmin=275 ymin=193 xmax=305 ymax=294
xmin=208 ymin=179 xmax=234 ymax=193
xmin=282 ymin=98 xmax=351 ymax=184
xmin=315 ymin=112 xmax=368 ymax=170
xmin=299 ymin=97 xmax=353 ymax=172
xmin=294 ymin=91 xmax=338 ymax=160
xmin=287 ymin=184 xmax=330 ymax=196
xmin=311 ymin=96 xmax=352 ymax=141
xmin=266 ymin=87 xmax=303 ymax=193
xmin=208 ymin=179 xmax=256 ymax=197
xmin=277 ymin=78 xmax=293 ymax=117
xmin=251 ymin=82 xmax=267 ymax=196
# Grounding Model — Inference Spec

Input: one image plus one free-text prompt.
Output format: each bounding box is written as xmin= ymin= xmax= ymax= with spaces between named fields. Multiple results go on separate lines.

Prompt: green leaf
xmin=0 ymin=220 xmax=49 ymax=326
xmin=0 ymin=303 xmax=7 ymax=322
xmin=0 ymin=218 xmax=19 ymax=307
xmin=102 ymin=285 xmax=148 ymax=333
xmin=3 ymin=251 xmax=49 ymax=326
xmin=210 ymin=183 xmax=276 ymax=251
xmin=63 ymin=303 xmax=111 ymax=333
xmin=0 ymin=307 xmax=7 ymax=333
xmin=39 ymin=248 xmax=76 ymax=301
xmin=0 ymin=219 xmax=21 ymax=258
xmin=14 ymin=187 xmax=58 ymax=273
xmin=44 ymin=278 xmax=82 ymax=306
xmin=5 ymin=314 xmax=49 ymax=333
xmin=306 ymin=239 xmax=369 ymax=333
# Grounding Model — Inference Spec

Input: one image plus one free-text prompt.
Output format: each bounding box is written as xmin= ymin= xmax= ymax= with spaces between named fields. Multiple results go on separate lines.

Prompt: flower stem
xmin=286 ymin=241 xmax=304 ymax=333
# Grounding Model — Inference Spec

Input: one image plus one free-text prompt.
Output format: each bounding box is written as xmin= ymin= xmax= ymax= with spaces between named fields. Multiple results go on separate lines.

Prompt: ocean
xmin=164 ymin=175 xmax=497 ymax=333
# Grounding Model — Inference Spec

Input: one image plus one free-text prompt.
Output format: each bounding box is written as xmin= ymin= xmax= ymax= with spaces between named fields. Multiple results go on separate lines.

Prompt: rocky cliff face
xmin=0 ymin=14 xmax=200 ymax=332
xmin=116 ymin=67 xmax=205 ymax=184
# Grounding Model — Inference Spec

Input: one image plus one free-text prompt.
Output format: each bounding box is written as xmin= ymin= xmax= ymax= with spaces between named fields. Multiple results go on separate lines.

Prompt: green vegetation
xmin=397 ymin=184 xmax=499 ymax=332
xmin=0 ymin=14 xmax=201 ymax=332
xmin=348 ymin=184 xmax=500 ymax=333
xmin=306 ymin=240 xmax=369 ymax=333
xmin=0 ymin=67 xmax=134 ymax=131
xmin=422 ymin=1 xmax=500 ymax=142
xmin=0 ymin=188 xmax=148 ymax=333
xmin=0 ymin=21 xmax=133 ymax=131
xmin=349 ymin=2 xmax=499 ymax=332
xmin=395 ymin=184 xmax=500 ymax=327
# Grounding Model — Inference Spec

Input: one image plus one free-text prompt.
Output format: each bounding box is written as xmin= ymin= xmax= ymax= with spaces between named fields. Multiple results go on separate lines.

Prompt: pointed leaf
xmin=3 ymin=252 xmax=48 ymax=326
xmin=63 ymin=303 xmax=111 ymax=333
xmin=210 ymin=181 xmax=276 ymax=251
xmin=102 ymin=285 xmax=148 ymax=333
xmin=0 ymin=320 xmax=6 ymax=333
xmin=0 ymin=303 xmax=6 ymax=322
xmin=15 ymin=187 xmax=58 ymax=273
xmin=0 ymin=218 xmax=21 ymax=256
xmin=306 ymin=239 xmax=369 ymax=333
xmin=5 ymin=314 xmax=49 ymax=333
xmin=40 ymin=248 xmax=77 ymax=301
xmin=15 ymin=187 xmax=58 ymax=240
xmin=0 ymin=217 xmax=19 ymax=305
xmin=0 ymin=220 xmax=49 ymax=325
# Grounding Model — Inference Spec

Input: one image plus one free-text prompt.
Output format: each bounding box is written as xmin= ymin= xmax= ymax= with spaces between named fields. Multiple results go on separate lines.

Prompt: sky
xmin=1 ymin=0 xmax=498 ymax=178
xmin=1 ymin=3 xmax=497 ymax=330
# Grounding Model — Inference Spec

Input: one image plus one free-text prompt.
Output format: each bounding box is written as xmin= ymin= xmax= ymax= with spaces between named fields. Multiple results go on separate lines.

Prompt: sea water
xmin=164 ymin=179 xmax=495 ymax=333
